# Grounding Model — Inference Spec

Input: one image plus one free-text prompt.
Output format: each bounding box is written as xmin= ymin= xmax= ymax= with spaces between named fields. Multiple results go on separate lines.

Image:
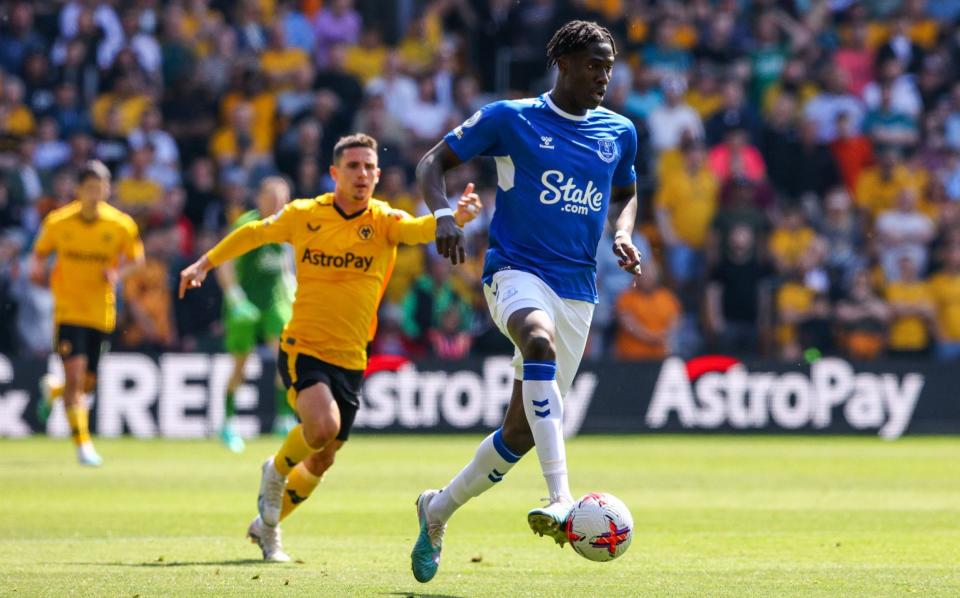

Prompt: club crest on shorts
xmin=596 ymin=139 xmax=618 ymax=163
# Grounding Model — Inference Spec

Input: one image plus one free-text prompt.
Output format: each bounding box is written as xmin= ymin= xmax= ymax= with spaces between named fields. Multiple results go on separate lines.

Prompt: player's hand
xmin=454 ymin=182 xmax=482 ymax=226
xmin=28 ymin=261 xmax=47 ymax=287
xmin=178 ymin=257 xmax=210 ymax=299
xmin=613 ymin=230 xmax=642 ymax=279
xmin=103 ymin=268 xmax=119 ymax=287
xmin=435 ymin=184 xmax=468 ymax=265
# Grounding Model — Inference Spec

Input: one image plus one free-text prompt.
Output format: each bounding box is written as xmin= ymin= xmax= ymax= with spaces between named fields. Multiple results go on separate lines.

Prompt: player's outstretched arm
xmin=416 ymin=141 xmax=466 ymax=265
xmin=609 ymin=183 xmax=642 ymax=277
xmin=179 ymin=213 xmax=293 ymax=298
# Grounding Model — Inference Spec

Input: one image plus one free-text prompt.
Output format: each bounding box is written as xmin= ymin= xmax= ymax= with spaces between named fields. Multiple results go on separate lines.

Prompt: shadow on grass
xmin=61 ymin=559 xmax=281 ymax=567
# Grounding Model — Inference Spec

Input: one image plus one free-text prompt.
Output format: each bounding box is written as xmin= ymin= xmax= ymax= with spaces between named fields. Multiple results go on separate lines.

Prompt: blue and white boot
xmin=527 ymin=497 xmax=574 ymax=546
xmin=411 ymin=489 xmax=446 ymax=583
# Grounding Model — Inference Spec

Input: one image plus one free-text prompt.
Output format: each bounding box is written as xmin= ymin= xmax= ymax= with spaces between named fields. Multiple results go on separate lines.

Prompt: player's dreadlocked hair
xmin=546 ymin=20 xmax=617 ymax=68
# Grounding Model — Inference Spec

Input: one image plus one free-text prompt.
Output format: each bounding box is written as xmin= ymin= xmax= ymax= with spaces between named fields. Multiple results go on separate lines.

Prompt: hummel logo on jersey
xmin=300 ymin=248 xmax=374 ymax=271
xmin=306 ymin=222 xmax=322 ymax=232
xmin=539 ymin=136 xmax=554 ymax=149
xmin=539 ymin=170 xmax=604 ymax=215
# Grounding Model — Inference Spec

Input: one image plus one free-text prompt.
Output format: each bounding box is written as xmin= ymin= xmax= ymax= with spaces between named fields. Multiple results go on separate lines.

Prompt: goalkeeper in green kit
xmin=216 ymin=177 xmax=297 ymax=452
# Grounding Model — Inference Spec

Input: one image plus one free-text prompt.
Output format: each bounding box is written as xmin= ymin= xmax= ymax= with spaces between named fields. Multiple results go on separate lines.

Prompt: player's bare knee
xmin=302 ymin=416 xmax=338 ymax=450
xmin=520 ymin=332 xmax=556 ymax=362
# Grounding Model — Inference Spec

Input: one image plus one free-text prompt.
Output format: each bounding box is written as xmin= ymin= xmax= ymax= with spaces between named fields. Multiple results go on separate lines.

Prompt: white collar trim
xmin=544 ymin=93 xmax=589 ymax=121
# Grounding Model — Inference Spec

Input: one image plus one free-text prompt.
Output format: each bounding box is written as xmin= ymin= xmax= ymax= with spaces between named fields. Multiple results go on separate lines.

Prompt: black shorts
xmin=55 ymin=324 xmax=107 ymax=375
xmin=277 ymin=349 xmax=362 ymax=441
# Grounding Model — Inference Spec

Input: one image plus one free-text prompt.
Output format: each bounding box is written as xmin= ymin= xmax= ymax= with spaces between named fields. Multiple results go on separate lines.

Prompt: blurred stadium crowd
xmin=2 ymin=0 xmax=960 ymax=363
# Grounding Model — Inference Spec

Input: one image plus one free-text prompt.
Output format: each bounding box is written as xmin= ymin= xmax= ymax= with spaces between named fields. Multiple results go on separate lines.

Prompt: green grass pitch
xmin=1 ymin=435 xmax=958 ymax=597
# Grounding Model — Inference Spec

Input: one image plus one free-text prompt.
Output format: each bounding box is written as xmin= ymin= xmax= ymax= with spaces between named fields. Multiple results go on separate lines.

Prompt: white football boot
xmin=247 ymin=516 xmax=291 ymax=562
xmin=257 ymin=457 xmax=286 ymax=526
xmin=76 ymin=442 xmax=103 ymax=467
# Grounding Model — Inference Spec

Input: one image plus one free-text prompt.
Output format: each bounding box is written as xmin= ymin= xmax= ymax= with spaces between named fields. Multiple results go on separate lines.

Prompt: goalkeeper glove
xmin=224 ymin=286 xmax=260 ymax=325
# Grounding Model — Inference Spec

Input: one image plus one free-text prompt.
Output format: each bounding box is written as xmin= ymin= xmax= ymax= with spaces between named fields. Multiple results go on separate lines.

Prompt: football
xmin=565 ymin=493 xmax=634 ymax=562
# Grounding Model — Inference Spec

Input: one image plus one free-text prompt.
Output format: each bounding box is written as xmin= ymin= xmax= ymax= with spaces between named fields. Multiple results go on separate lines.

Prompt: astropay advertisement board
xmin=0 ymin=353 xmax=957 ymax=438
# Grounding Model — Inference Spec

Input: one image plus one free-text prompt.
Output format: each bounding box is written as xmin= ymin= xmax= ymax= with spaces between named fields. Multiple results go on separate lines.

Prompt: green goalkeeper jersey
xmin=231 ymin=209 xmax=291 ymax=310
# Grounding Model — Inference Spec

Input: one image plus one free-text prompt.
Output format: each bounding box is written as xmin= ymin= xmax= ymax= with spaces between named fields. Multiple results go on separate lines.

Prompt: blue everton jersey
xmin=444 ymin=93 xmax=637 ymax=303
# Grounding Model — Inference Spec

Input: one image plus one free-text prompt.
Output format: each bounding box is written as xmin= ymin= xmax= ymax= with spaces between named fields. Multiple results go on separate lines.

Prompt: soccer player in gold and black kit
xmin=178 ymin=133 xmax=480 ymax=561
xmin=30 ymin=160 xmax=145 ymax=466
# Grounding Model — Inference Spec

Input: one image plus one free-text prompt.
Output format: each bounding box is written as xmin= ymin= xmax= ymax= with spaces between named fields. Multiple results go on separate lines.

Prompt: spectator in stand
xmin=115 ymin=144 xmax=164 ymax=223
xmin=0 ymin=77 xmax=36 ymax=138
xmin=22 ymin=51 xmax=56 ymax=118
xmin=173 ymin=228 xmax=222 ymax=352
xmin=929 ymin=242 xmax=960 ymax=361
xmin=260 ymin=22 xmax=310 ymax=92
xmin=833 ymin=19 xmax=874 ymax=97
xmin=401 ymin=75 xmax=453 ymax=143
xmin=876 ymin=12 xmax=925 ymax=75
xmin=94 ymin=105 xmax=131 ymax=173
xmin=830 ymin=111 xmax=874 ymax=193
xmin=655 ymin=139 xmax=718 ymax=290
xmin=886 ymin=254 xmax=937 ymax=358
xmin=863 ymin=57 xmax=922 ymax=119
xmin=855 ymin=145 xmax=924 ymax=218
xmin=648 ymin=75 xmax=703 ymax=153
xmin=592 ymin=224 xmax=653 ymax=359
xmin=684 ymin=64 xmax=723 ymax=121
xmin=708 ymin=127 xmax=766 ymax=184
xmin=775 ymin=251 xmax=832 ymax=360
xmin=343 ymin=28 xmax=387 ymax=85
xmin=804 ymin=65 xmax=865 ymax=143
xmin=277 ymin=0 xmax=315 ymax=55
xmin=33 ymin=117 xmax=71 ymax=173
xmin=366 ymin=51 xmax=418 ymax=124
xmin=761 ymin=55 xmax=818 ymax=118
xmin=128 ymin=107 xmax=179 ymax=189
xmin=195 ymin=24 xmax=236 ymax=97
xmin=0 ymin=2 xmax=44 ymax=77
xmin=313 ymin=43 xmax=363 ymax=121
xmin=614 ymin=260 xmax=681 ymax=361
xmin=220 ymin=70 xmax=277 ymax=159
xmin=91 ymin=74 xmax=151 ymax=136
xmin=707 ymin=223 xmax=772 ymax=354
xmin=401 ymin=258 xmax=473 ymax=355
xmin=428 ymin=305 xmax=473 ymax=361
xmin=118 ymin=222 xmax=178 ymax=351
xmin=834 ymin=269 xmax=890 ymax=360
xmin=769 ymin=206 xmax=819 ymax=275
xmin=705 ymin=80 xmax=761 ymax=146
xmin=819 ymin=188 xmax=866 ymax=293
xmin=209 ymin=102 xmax=269 ymax=168
xmin=875 ymin=187 xmax=935 ymax=282
xmin=182 ymin=156 xmax=223 ymax=232
xmin=4 ymin=137 xmax=41 ymax=211
xmin=642 ymin=17 xmax=692 ymax=80
xmin=863 ymin=83 xmax=919 ymax=149
xmin=692 ymin=12 xmax=740 ymax=72
xmin=312 ymin=0 xmax=361 ymax=69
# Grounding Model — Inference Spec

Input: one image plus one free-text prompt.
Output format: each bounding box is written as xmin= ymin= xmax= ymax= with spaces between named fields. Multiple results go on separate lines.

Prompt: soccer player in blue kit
xmin=411 ymin=21 xmax=643 ymax=582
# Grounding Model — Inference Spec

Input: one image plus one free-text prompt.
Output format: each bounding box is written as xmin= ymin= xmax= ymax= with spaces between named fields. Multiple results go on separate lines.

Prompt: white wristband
xmin=433 ymin=208 xmax=454 ymax=219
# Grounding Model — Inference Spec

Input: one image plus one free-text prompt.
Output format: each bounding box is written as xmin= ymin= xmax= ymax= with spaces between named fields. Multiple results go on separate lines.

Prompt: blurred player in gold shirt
xmin=178 ymin=133 xmax=480 ymax=561
xmin=29 ymin=161 xmax=145 ymax=466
